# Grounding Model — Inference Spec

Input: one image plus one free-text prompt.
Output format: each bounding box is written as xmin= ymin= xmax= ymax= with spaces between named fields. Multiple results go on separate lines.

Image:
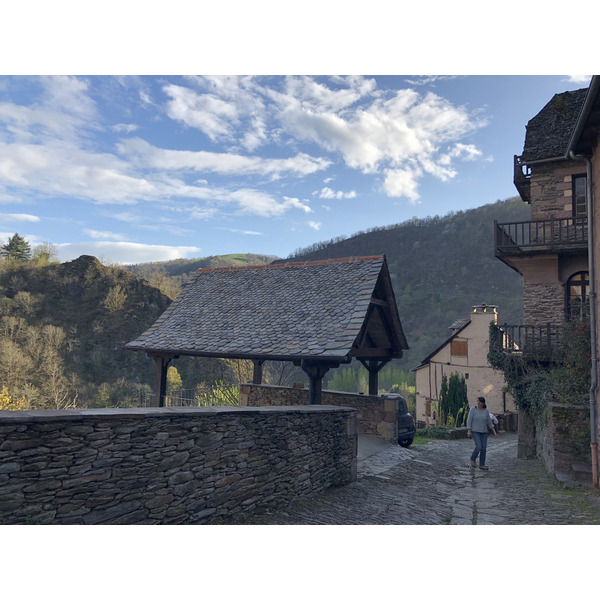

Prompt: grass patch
xmin=411 ymin=435 xmax=433 ymax=446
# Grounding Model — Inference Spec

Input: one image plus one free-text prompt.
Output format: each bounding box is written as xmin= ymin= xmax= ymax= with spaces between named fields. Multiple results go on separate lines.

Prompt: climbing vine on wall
xmin=488 ymin=320 xmax=591 ymax=424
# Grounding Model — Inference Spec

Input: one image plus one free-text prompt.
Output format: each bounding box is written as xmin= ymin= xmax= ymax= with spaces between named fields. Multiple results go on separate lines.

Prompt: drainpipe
xmin=570 ymin=151 xmax=599 ymax=488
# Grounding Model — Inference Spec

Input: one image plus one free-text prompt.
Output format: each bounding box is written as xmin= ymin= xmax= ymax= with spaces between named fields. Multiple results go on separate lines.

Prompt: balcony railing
xmin=494 ymin=216 xmax=588 ymax=256
xmin=490 ymin=323 xmax=565 ymax=363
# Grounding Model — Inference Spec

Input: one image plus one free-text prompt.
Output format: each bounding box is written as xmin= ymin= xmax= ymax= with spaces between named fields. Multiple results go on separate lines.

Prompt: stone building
xmin=414 ymin=303 xmax=515 ymax=426
xmin=495 ymin=87 xmax=590 ymax=335
xmin=565 ymin=76 xmax=600 ymax=489
xmin=493 ymin=80 xmax=599 ymax=487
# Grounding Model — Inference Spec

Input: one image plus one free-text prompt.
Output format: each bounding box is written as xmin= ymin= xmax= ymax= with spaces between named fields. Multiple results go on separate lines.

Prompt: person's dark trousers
xmin=470 ymin=431 xmax=488 ymax=466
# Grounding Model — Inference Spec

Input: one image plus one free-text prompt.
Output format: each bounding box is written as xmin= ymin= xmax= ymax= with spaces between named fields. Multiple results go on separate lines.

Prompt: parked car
xmin=380 ymin=393 xmax=416 ymax=447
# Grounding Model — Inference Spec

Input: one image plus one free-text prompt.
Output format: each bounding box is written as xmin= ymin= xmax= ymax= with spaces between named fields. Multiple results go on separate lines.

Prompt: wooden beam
xmin=252 ymin=359 xmax=265 ymax=384
xmin=358 ymin=358 xmax=391 ymax=396
xmin=152 ymin=355 xmax=173 ymax=407
xmin=369 ymin=298 xmax=388 ymax=307
xmin=300 ymin=359 xmax=340 ymax=404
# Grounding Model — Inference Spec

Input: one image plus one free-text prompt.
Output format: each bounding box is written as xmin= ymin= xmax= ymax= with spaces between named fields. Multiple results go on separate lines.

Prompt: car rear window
xmin=398 ymin=398 xmax=408 ymax=413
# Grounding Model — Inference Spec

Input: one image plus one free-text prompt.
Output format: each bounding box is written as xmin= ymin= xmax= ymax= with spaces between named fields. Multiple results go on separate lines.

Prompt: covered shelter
xmin=125 ymin=255 xmax=408 ymax=405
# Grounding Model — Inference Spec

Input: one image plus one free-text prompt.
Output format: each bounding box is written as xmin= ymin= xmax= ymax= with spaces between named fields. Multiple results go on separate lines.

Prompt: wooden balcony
xmin=494 ymin=216 xmax=588 ymax=257
xmin=490 ymin=323 xmax=565 ymax=363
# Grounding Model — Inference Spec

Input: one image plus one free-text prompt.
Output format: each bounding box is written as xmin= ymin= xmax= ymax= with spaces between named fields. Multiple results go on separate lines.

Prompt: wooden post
xmin=301 ymin=360 xmax=340 ymax=404
xmin=252 ymin=359 xmax=265 ymax=384
xmin=359 ymin=358 xmax=391 ymax=396
xmin=153 ymin=355 xmax=173 ymax=407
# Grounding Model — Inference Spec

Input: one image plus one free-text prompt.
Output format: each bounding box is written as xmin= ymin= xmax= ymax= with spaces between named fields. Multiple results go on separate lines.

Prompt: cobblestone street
xmin=234 ymin=433 xmax=600 ymax=525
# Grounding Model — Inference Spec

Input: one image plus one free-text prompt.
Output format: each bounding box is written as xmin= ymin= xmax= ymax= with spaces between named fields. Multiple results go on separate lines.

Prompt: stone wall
xmin=523 ymin=282 xmax=566 ymax=328
xmin=530 ymin=162 xmax=585 ymax=219
xmin=0 ymin=405 xmax=357 ymax=525
xmin=239 ymin=384 xmax=398 ymax=440
xmin=535 ymin=404 xmax=592 ymax=486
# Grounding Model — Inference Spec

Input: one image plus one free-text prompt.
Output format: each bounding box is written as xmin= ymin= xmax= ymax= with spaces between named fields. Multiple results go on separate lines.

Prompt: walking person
xmin=466 ymin=396 xmax=497 ymax=470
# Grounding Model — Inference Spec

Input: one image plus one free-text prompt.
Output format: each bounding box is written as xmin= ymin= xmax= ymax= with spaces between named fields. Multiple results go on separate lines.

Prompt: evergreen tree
xmin=438 ymin=372 xmax=468 ymax=426
xmin=1 ymin=234 xmax=32 ymax=261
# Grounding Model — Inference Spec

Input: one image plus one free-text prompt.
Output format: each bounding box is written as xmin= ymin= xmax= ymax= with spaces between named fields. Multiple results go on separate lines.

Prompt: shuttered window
xmin=451 ymin=340 xmax=468 ymax=357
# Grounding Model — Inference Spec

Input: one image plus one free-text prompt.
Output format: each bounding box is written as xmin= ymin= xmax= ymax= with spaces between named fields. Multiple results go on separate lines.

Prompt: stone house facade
xmin=496 ymin=87 xmax=590 ymax=331
xmin=566 ymin=76 xmax=600 ymax=489
xmin=494 ymin=81 xmax=599 ymax=487
xmin=415 ymin=304 xmax=515 ymax=426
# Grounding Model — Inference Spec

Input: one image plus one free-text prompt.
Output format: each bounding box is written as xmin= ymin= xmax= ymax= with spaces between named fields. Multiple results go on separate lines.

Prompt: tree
xmin=166 ymin=366 xmax=183 ymax=393
xmin=32 ymin=242 xmax=59 ymax=265
xmin=1 ymin=234 xmax=32 ymax=261
xmin=438 ymin=372 xmax=468 ymax=426
xmin=103 ymin=285 xmax=128 ymax=312
xmin=0 ymin=386 xmax=26 ymax=411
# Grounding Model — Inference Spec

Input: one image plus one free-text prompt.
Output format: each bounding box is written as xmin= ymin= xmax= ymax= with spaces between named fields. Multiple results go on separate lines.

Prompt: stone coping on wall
xmin=0 ymin=404 xmax=355 ymax=422
xmin=240 ymin=383 xmax=398 ymax=440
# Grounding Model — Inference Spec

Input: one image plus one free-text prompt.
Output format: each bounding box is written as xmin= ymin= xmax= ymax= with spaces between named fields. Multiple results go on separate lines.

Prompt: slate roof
xmin=568 ymin=76 xmax=600 ymax=156
xmin=125 ymin=255 xmax=407 ymax=362
xmin=521 ymin=88 xmax=588 ymax=162
xmin=413 ymin=319 xmax=471 ymax=371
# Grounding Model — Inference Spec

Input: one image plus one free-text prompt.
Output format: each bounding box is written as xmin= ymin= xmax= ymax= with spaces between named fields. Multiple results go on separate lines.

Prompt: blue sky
xmin=0 ymin=74 xmax=592 ymax=264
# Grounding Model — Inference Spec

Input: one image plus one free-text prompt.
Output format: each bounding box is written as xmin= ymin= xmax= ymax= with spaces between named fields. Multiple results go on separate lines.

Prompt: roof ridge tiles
xmin=196 ymin=255 xmax=384 ymax=273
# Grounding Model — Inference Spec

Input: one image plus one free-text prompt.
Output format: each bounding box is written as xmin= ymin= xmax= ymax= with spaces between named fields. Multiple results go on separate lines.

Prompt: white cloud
xmin=0 ymin=75 xmax=489 ymax=230
xmin=84 ymin=229 xmax=129 ymax=241
xmin=269 ymin=80 xmax=485 ymax=197
xmin=164 ymin=83 xmax=240 ymax=143
xmin=0 ymin=141 xmax=156 ymax=204
xmin=566 ymin=75 xmax=592 ymax=84
xmin=308 ymin=221 xmax=321 ymax=231
xmin=163 ymin=76 xmax=481 ymax=201
xmin=40 ymin=76 xmax=97 ymax=121
xmin=403 ymin=76 xmax=460 ymax=86
xmin=281 ymin=196 xmax=312 ymax=214
xmin=317 ymin=186 xmax=357 ymax=200
xmin=227 ymin=190 xmax=312 ymax=217
xmin=0 ymin=100 xmax=87 ymax=144
xmin=110 ymin=123 xmax=139 ymax=133
xmin=0 ymin=138 xmax=314 ymax=217
xmin=216 ymin=227 xmax=263 ymax=236
xmin=54 ymin=241 xmax=202 ymax=265
xmin=118 ymin=137 xmax=330 ymax=178
xmin=383 ymin=169 xmax=421 ymax=203
xmin=439 ymin=143 xmax=482 ymax=164
xmin=0 ymin=213 xmax=40 ymax=222
xmin=282 ymin=75 xmax=377 ymax=112
xmin=175 ymin=76 xmax=270 ymax=152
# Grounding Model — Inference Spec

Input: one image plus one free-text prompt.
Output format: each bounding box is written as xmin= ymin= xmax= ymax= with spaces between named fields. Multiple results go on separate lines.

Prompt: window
xmin=573 ymin=175 xmax=587 ymax=218
xmin=451 ymin=340 xmax=468 ymax=357
xmin=566 ymin=271 xmax=589 ymax=320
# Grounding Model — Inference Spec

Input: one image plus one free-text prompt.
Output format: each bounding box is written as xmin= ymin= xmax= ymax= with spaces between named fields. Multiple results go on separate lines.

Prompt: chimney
xmin=471 ymin=302 xmax=498 ymax=324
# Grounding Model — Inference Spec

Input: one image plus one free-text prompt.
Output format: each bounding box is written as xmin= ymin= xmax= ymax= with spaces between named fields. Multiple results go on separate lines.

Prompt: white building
xmin=414 ymin=303 xmax=515 ymax=426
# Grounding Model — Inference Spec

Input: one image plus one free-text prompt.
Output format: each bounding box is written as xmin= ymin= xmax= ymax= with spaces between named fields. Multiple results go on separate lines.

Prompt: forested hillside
xmin=0 ymin=253 xmax=281 ymax=409
xmin=0 ymin=198 xmax=531 ymax=408
xmin=289 ymin=197 xmax=531 ymax=372
xmin=126 ymin=253 xmax=278 ymax=299
xmin=0 ymin=255 xmax=168 ymax=408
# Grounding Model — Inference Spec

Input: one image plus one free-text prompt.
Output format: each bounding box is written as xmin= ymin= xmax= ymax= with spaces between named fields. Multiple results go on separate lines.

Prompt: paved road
xmin=234 ymin=433 xmax=600 ymax=525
